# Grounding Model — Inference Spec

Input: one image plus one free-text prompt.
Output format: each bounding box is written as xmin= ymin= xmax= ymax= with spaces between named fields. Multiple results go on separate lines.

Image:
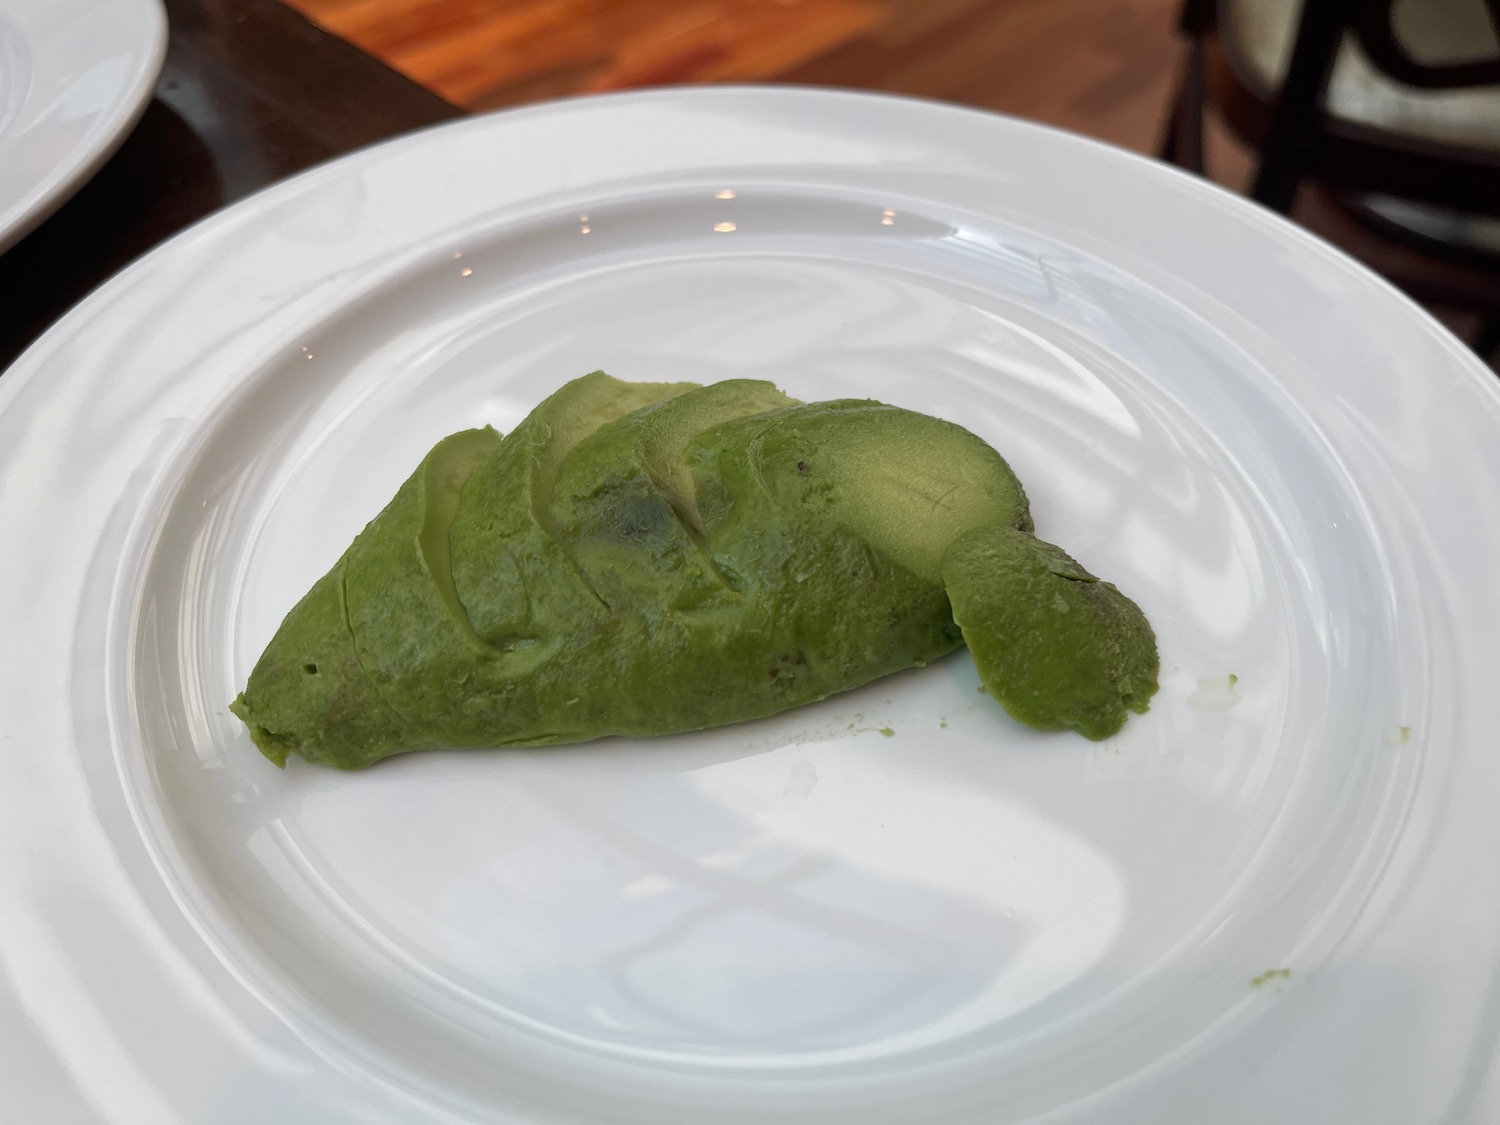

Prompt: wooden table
xmin=0 ymin=0 xmax=463 ymax=372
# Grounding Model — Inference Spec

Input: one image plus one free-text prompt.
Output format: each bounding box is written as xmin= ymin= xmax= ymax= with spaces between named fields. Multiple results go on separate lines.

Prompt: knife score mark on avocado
xmin=229 ymin=372 xmax=1159 ymax=769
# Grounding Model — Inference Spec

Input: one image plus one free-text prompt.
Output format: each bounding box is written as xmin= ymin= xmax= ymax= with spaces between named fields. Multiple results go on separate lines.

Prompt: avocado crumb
xmin=1250 ymin=968 xmax=1292 ymax=989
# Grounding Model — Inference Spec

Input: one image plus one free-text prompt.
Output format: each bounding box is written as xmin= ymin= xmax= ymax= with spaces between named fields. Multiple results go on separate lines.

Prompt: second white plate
xmin=0 ymin=0 xmax=166 ymax=250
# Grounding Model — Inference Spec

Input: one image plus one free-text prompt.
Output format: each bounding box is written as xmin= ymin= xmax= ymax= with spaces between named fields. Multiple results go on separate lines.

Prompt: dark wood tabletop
xmin=0 ymin=0 xmax=464 ymax=373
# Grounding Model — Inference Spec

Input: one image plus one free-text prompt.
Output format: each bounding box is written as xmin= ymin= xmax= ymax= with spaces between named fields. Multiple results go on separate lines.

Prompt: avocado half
xmin=230 ymin=372 xmax=1158 ymax=768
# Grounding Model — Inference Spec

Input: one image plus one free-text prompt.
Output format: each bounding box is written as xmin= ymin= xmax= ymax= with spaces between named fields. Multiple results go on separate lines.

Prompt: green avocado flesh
xmin=229 ymin=372 xmax=1159 ymax=768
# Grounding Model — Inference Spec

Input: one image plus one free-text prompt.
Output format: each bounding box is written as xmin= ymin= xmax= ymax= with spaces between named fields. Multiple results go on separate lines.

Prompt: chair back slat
xmin=1354 ymin=0 xmax=1500 ymax=89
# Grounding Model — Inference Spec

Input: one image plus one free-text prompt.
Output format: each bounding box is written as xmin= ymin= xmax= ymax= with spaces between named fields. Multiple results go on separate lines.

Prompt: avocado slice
xmin=448 ymin=370 xmax=697 ymax=646
xmin=230 ymin=374 xmax=1159 ymax=768
xmin=943 ymin=526 xmax=1158 ymax=740
xmin=691 ymin=398 xmax=1035 ymax=579
xmin=229 ymin=425 xmax=501 ymax=768
xmin=552 ymin=378 xmax=800 ymax=611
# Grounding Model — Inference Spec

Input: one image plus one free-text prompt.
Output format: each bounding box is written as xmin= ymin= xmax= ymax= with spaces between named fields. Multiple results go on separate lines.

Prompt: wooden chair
xmin=1160 ymin=0 xmax=1500 ymax=357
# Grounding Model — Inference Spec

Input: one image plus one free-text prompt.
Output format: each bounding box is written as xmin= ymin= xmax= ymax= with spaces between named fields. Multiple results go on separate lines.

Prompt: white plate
xmin=2 ymin=87 xmax=1499 ymax=1124
xmin=0 ymin=0 xmax=166 ymax=251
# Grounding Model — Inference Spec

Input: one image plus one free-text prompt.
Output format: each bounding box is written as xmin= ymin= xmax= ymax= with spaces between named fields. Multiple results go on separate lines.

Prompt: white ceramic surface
xmin=2 ymin=87 xmax=1499 ymax=1124
xmin=0 ymin=0 xmax=166 ymax=251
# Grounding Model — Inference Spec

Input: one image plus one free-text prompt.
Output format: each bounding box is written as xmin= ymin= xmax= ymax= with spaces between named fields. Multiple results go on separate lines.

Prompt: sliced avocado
xmin=231 ymin=374 xmax=1159 ymax=769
